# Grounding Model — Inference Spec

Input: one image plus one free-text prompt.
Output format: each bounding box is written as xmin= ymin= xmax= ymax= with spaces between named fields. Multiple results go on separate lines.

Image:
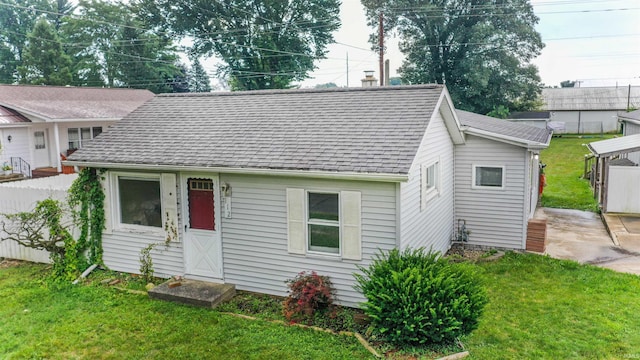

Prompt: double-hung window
xmin=286 ymin=188 xmax=361 ymax=260
xmin=472 ymin=165 xmax=505 ymax=189
xmin=68 ymin=127 xmax=103 ymax=150
xmin=307 ymin=192 xmax=340 ymax=254
xmin=421 ymin=161 xmax=440 ymax=209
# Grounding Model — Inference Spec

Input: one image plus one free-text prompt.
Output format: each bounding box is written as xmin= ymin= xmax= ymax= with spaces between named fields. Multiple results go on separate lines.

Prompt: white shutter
xmin=161 ymin=173 xmax=178 ymax=240
xmin=341 ymin=190 xmax=362 ymax=261
xmin=286 ymin=188 xmax=306 ymax=255
xmin=102 ymin=174 xmax=112 ymax=234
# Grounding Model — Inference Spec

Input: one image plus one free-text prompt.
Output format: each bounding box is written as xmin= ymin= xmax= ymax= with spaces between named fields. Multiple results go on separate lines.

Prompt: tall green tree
xmin=189 ymin=59 xmax=211 ymax=92
xmin=62 ymin=0 xmax=182 ymax=92
xmin=139 ymin=0 xmax=341 ymax=90
xmin=18 ymin=18 xmax=72 ymax=85
xmin=361 ymin=0 xmax=544 ymax=114
xmin=0 ymin=0 xmax=54 ymax=83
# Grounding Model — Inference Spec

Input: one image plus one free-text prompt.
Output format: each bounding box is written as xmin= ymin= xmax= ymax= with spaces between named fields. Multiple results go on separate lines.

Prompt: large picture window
xmin=118 ymin=177 xmax=162 ymax=227
xmin=307 ymin=192 xmax=340 ymax=254
xmin=473 ymin=165 xmax=505 ymax=189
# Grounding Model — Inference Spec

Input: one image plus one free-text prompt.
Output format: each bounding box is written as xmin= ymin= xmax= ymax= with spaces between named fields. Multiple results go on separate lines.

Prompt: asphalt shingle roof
xmin=0 ymin=85 xmax=154 ymax=120
xmin=456 ymin=109 xmax=551 ymax=145
xmin=69 ymin=85 xmax=446 ymax=175
xmin=619 ymin=109 xmax=640 ymax=122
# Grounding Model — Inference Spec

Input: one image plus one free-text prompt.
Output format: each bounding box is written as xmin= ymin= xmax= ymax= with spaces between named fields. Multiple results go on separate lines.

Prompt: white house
xmin=542 ymin=86 xmax=640 ymax=134
xmin=62 ymin=85 xmax=550 ymax=307
xmin=0 ymin=85 xmax=154 ymax=176
xmin=619 ymin=109 xmax=640 ymax=164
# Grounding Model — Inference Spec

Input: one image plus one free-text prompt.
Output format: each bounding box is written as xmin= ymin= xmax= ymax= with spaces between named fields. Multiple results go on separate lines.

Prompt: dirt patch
xmin=0 ymin=258 xmax=26 ymax=269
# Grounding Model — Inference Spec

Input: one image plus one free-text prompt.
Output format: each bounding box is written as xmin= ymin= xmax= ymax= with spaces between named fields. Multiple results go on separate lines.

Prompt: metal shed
xmin=588 ymin=134 xmax=640 ymax=213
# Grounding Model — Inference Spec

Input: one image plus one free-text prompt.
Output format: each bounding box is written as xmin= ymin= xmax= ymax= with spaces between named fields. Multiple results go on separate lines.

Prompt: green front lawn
xmin=3 ymin=252 xmax=640 ymax=359
xmin=0 ymin=263 xmax=371 ymax=360
xmin=539 ymin=135 xmax=615 ymax=211
xmin=465 ymin=252 xmax=640 ymax=359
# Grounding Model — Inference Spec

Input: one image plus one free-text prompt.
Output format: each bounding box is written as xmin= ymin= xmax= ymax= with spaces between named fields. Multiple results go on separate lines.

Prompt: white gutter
xmin=62 ymin=160 xmax=409 ymax=183
xmin=462 ymin=127 xmax=550 ymax=150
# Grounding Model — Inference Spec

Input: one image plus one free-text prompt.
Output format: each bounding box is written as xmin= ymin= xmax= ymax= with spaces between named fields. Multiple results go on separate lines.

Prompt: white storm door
xmin=33 ymin=130 xmax=50 ymax=168
xmin=182 ymin=174 xmax=223 ymax=279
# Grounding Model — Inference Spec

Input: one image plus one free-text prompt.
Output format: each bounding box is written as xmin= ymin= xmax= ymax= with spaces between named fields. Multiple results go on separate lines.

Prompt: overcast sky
xmin=290 ymin=0 xmax=640 ymax=88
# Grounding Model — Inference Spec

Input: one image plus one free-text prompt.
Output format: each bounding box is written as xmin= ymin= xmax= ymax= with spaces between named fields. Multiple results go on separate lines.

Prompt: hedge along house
xmin=65 ymin=85 xmax=547 ymax=306
xmin=0 ymin=85 xmax=154 ymax=176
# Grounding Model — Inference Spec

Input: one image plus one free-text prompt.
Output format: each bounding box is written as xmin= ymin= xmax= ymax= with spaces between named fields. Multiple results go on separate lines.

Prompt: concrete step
xmin=148 ymin=279 xmax=235 ymax=308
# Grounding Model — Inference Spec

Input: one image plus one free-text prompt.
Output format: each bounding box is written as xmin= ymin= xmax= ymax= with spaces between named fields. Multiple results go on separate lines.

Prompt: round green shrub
xmin=354 ymin=248 xmax=487 ymax=345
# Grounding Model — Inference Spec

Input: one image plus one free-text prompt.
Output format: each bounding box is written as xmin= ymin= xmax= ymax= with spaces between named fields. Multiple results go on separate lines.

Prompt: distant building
xmin=541 ymin=86 xmax=640 ymax=134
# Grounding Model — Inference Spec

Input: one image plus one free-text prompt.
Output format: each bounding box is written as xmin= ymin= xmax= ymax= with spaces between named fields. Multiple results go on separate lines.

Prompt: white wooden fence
xmin=0 ymin=174 xmax=78 ymax=263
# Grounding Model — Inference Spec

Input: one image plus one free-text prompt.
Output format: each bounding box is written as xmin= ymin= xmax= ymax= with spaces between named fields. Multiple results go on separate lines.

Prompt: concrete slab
xmin=148 ymin=279 xmax=235 ymax=308
xmin=540 ymin=208 xmax=640 ymax=276
xmin=621 ymin=216 xmax=640 ymax=234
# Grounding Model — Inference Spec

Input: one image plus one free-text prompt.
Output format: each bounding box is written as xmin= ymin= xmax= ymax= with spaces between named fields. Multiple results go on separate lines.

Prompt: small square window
xmin=473 ymin=166 xmax=505 ymax=189
xmin=307 ymin=192 xmax=340 ymax=254
xmin=118 ymin=177 xmax=162 ymax=227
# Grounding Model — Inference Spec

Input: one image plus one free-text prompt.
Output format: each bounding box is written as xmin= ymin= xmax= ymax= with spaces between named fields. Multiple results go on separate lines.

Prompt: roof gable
xmin=68 ymin=85 xmax=450 ymax=177
xmin=456 ymin=109 xmax=551 ymax=148
xmin=0 ymin=85 xmax=154 ymax=121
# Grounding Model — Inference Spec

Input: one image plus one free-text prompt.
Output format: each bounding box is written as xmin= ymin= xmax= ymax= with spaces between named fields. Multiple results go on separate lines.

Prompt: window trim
xmin=421 ymin=160 xmax=440 ymax=210
xmin=306 ymin=190 xmax=341 ymax=257
xmin=472 ymin=165 xmax=506 ymax=190
xmin=68 ymin=126 xmax=103 ymax=150
xmin=111 ymin=171 xmax=165 ymax=234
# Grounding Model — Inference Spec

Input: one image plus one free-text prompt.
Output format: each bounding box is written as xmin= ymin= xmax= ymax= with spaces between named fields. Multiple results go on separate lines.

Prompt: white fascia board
xmin=436 ymin=89 xmax=465 ymax=145
xmin=62 ymin=160 xmax=409 ymax=183
xmin=619 ymin=117 xmax=640 ymax=126
xmin=463 ymin=127 xmax=549 ymax=150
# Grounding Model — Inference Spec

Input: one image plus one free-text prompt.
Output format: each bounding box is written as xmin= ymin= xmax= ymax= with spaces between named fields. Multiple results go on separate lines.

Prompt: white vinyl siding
xmin=221 ymin=175 xmax=396 ymax=307
xmin=102 ymin=171 xmax=184 ymax=278
xmin=400 ymin=109 xmax=455 ymax=254
xmin=0 ymin=128 xmax=29 ymax=166
xmin=623 ymin=121 xmax=640 ymax=164
xmin=455 ymin=135 xmax=528 ymax=248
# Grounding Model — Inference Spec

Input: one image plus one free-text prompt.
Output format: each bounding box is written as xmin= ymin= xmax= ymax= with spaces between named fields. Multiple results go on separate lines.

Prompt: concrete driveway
xmin=539 ymin=208 xmax=640 ymax=275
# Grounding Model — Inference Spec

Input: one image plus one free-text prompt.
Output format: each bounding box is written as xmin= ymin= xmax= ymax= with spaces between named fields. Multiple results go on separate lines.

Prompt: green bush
xmin=354 ymin=248 xmax=487 ymax=346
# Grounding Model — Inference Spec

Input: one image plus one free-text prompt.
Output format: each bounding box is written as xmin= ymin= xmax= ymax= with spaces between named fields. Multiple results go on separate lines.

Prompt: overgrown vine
xmin=68 ymin=167 xmax=106 ymax=265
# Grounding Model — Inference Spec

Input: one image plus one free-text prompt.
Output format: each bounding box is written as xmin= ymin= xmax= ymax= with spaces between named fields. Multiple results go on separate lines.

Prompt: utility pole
xmin=378 ymin=12 xmax=384 ymax=86
xmin=346 ymin=52 xmax=349 ymax=88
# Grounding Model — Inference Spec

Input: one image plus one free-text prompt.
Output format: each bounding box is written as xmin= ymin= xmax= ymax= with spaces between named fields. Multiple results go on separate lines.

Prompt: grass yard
xmin=0 ymin=263 xmax=371 ymax=360
xmin=464 ymin=252 xmax=640 ymax=359
xmin=3 ymin=252 xmax=640 ymax=359
xmin=539 ymin=135 xmax=615 ymax=211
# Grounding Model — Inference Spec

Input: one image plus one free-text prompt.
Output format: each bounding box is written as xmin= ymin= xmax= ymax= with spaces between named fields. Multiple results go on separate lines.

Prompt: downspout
xmin=53 ymin=122 xmax=61 ymax=172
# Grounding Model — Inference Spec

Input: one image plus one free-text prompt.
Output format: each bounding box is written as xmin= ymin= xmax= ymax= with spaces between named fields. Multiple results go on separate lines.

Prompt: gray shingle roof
xmin=542 ymin=87 xmax=640 ymax=111
xmin=0 ymin=85 xmax=154 ymax=120
xmin=68 ymin=85 xmax=446 ymax=175
xmin=456 ymin=110 xmax=551 ymax=145
xmin=619 ymin=109 xmax=640 ymax=122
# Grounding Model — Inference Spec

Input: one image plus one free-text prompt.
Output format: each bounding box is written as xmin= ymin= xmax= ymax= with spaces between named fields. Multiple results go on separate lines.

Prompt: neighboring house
xmin=619 ymin=109 xmax=640 ymax=164
xmin=506 ymin=111 xmax=550 ymax=130
xmin=64 ymin=85 xmax=550 ymax=307
xmin=456 ymin=110 xmax=551 ymax=248
xmin=542 ymin=86 xmax=640 ymax=134
xmin=0 ymin=85 xmax=154 ymax=175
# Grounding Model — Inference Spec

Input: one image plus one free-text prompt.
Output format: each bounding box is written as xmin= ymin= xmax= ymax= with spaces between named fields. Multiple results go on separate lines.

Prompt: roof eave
xmin=62 ymin=160 xmax=409 ymax=183
xmin=463 ymin=127 xmax=550 ymax=150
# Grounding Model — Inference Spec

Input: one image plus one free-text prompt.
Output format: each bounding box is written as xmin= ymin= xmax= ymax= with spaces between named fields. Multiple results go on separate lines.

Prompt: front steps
xmin=148 ymin=279 xmax=236 ymax=308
